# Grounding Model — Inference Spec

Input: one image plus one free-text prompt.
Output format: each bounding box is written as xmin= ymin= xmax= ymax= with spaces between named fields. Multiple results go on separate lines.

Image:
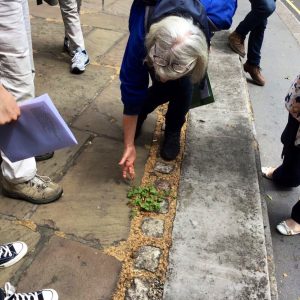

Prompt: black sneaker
xmin=35 ymin=152 xmax=54 ymax=162
xmin=160 ymin=130 xmax=181 ymax=161
xmin=3 ymin=282 xmax=58 ymax=300
xmin=0 ymin=242 xmax=27 ymax=268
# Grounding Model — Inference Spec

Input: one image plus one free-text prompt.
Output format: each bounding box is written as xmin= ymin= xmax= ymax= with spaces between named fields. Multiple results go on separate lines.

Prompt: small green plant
xmin=127 ymin=185 xmax=168 ymax=213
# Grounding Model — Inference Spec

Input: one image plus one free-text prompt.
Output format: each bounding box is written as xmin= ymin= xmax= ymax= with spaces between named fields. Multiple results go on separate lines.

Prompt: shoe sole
xmin=2 ymin=188 xmax=63 ymax=205
xmin=228 ymin=42 xmax=246 ymax=58
xmin=0 ymin=242 xmax=28 ymax=268
xmin=71 ymin=59 xmax=90 ymax=74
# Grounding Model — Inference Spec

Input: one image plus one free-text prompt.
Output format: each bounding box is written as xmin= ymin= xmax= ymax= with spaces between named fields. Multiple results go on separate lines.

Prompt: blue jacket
xmin=120 ymin=0 xmax=237 ymax=115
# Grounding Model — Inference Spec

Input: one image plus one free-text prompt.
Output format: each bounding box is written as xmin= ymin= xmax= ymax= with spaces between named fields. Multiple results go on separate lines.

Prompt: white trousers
xmin=58 ymin=0 xmax=85 ymax=52
xmin=0 ymin=0 xmax=37 ymax=183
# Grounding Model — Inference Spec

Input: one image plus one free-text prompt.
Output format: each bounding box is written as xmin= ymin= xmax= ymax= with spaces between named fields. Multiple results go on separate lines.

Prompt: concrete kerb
xmin=163 ymin=30 xmax=276 ymax=300
xmin=240 ymin=53 xmax=279 ymax=300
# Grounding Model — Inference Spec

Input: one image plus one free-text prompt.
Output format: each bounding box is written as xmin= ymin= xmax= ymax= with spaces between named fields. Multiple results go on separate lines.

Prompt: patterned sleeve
xmin=285 ymin=74 xmax=300 ymax=121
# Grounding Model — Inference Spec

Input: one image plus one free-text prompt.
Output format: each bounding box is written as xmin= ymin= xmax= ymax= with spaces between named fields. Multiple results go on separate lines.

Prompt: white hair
xmin=145 ymin=15 xmax=209 ymax=83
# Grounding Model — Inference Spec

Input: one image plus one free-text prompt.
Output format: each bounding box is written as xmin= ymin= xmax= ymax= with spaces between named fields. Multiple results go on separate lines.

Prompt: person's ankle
xmin=285 ymin=219 xmax=300 ymax=231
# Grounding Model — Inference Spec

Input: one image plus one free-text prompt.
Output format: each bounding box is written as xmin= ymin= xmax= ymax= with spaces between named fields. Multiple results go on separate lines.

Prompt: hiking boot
xmin=3 ymin=282 xmax=58 ymax=300
xmin=71 ymin=47 xmax=90 ymax=74
xmin=228 ymin=31 xmax=246 ymax=57
xmin=35 ymin=152 xmax=54 ymax=162
xmin=160 ymin=130 xmax=181 ymax=161
xmin=243 ymin=62 xmax=265 ymax=86
xmin=0 ymin=242 xmax=27 ymax=268
xmin=1 ymin=175 xmax=63 ymax=205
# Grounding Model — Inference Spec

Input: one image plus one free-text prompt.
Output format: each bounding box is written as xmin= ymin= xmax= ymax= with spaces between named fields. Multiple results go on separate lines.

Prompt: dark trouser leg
xmin=139 ymin=80 xmax=171 ymax=117
xmin=291 ymin=201 xmax=300 ymax=224
xmin=0 ymin=288 xmax=4 ymax=300
xmin=235 ymin=0 xmax=276 ymax=39
xmin=135 ymin=76 xmax=171 ymax=137
xmin=161 ymin=76 xmax=192 ymax=160
xmin=140 ymin=75 xmax=193 ymax=160
xmin=139 ymin=75 xmax=192 ymax=133
xmin=247 ymin=19 xmax=267 ymax=66
xmin=165 ymin=76 xmax=193 ymax=133
xmin=236 ymin=0 xmax=276 ymax=66
xmin=272 ymin=114 xmax=300 ymax=187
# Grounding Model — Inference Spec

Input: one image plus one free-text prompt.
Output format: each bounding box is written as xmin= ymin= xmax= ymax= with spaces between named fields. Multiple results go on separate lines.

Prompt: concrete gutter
xmin=163 ymin=31 xmax=276 ymax=300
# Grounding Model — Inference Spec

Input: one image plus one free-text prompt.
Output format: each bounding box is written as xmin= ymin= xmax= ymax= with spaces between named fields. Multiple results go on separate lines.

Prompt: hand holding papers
xmin=0 ymin=94 xmax=78 ymax=162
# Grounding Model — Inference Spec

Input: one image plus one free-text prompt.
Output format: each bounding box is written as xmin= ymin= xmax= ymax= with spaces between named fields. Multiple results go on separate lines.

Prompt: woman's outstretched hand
xmin=119 ymin=145 xmax=136 ymax=180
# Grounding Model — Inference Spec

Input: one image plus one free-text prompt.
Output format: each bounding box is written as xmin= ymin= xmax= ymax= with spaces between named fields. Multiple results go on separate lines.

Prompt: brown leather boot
xmin=228 ymin=31 xmax=246 ymax=57
xmin=243 ymin=62 xmax=266 ymax=86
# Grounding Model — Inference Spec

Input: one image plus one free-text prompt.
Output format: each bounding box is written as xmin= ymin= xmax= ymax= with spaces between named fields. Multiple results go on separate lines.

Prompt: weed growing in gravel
xmin=127 ymin=185 xmax=169 ymax=214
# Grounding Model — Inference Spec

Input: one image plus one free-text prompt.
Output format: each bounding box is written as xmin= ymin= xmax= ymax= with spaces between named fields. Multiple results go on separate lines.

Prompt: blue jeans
xmin=236 ymin=0 xmax=276 ymax=66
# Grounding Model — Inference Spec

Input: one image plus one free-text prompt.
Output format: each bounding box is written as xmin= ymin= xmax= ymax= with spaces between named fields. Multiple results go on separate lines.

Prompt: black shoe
xmin=135 ymin=114 xmax=147 ymax=140
xmin=35 ymin=152 xmax=54 ymax=162
xmin=160 ymin=131 xmax=181 ymax=161
xmin=37 ymin=0 xmax=57 ymax=5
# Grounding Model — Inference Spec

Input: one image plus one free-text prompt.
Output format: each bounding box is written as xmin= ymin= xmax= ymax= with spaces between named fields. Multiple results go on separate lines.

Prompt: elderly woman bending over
xmin=119 ymin=0 xmax=237 ymax=179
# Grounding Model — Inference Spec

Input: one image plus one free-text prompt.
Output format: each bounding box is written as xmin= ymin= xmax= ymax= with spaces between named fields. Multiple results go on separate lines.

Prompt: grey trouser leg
xmin=0 ymin=0 xmax=36 ymax=183
xmin=58 ymin=0 xmax=85 ymax=52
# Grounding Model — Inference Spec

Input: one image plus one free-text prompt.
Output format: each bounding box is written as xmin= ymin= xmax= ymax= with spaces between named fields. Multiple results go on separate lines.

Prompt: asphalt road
xmin=282 ymin=0 xmax=300 ymax=20
xmin=233 ymin=1 xmax=300 ymax=299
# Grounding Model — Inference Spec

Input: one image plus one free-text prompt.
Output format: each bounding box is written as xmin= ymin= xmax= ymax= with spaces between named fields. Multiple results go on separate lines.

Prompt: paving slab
xmin=84 ymin=28 xmax=125 ymax=63
xmin=31 ymin=136 xmax=150 ymax=247
xmin=34 ymin=53 xmax=115 ymax=122
xmin=103 ymin=0 xmax=132 ymax=17
xmin=80 ymin=12 xmax=128 ymax=32
xmin=81 ymin=0 xmax=116 ymax=14
xmin=72 ymin=78 xmax=156 ymax=141
xmin=36 ymin=128 xmax=91 ymax=180
xmin=0 ymin=218 xmax=40 ymax=285
xmin=28 ymin=2 xmax=62 ymax=20
xmin=96 ymin=34 xmax=128 ymax=66
xmin=31 ymin=17 xmax=93 ymax=55
xmin=0 ymin=195 xmax=35 ymax=220
xmin=17 ymin=236 xmax=122 ymax=299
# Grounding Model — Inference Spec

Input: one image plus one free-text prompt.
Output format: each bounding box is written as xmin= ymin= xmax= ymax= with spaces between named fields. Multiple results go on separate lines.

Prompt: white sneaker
xmin=3 ymin=282 xmax=58 ymax=300
xmin=71 ymin=47 xmax=89 ymax=74
xmin=0 ymin=242 xmax=28 ymax=268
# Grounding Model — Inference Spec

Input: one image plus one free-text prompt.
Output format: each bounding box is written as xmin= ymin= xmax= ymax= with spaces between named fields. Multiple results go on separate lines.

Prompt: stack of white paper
xmin=0 ymin=94 xmax=78 ymax=162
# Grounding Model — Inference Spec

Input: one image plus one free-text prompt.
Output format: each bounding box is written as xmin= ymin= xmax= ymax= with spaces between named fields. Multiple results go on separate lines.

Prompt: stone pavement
xmin=0 ymin=1 xmax=276 ymax=299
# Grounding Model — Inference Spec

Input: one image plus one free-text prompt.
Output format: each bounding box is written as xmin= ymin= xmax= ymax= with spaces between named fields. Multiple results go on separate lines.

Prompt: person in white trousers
xmin=58 ymin=0 xmax=90 ymax=74
xmin=0 ymin=0 xmax=63 ymax=204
